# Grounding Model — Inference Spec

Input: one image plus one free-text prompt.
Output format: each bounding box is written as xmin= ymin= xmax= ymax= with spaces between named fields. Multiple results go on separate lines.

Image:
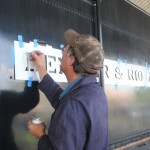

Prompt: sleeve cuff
xmin=38 ymin=134 xmax=53 ymax=149
xmin=38 ymin=74 xmax=54 ymax=91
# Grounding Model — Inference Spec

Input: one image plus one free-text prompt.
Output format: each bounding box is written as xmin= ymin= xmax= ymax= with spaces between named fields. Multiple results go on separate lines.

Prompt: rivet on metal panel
xmin=42 ymin=0 xmax=94 ymax=21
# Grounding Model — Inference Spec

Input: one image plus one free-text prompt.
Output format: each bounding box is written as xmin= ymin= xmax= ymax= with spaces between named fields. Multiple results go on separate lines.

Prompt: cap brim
xmin=64 ymin=29 xmax=80 ymax=47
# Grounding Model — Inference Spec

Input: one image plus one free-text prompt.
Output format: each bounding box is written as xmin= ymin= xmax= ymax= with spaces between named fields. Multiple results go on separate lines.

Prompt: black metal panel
xmin=98 ymin=0 xmax=150 ymax=148
xmin=99 ymin=0 xmax=150 ymax=65
xmin=0 ymin=0 xmax=95 ymax=48
xmin=102 ymin=23 xmax=150 ymax=65
xmin=0 ymin=0 xmax=95 ymax=149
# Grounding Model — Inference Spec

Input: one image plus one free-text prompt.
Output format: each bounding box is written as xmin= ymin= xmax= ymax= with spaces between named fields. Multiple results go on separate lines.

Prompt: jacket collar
xmin=59 ymin=76 xmax=83 ymax=99
xmin=68 ymin=76 xmax=99 ymax=94
xmin=79 ymin=76 xmax=98 ymax=86
xmin=59 ymin=76 xmax=99 ymax=100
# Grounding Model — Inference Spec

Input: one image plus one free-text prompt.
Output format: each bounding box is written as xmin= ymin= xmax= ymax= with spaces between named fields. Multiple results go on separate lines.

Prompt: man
xmin=28 ymin=29 xmax=108 ymax=150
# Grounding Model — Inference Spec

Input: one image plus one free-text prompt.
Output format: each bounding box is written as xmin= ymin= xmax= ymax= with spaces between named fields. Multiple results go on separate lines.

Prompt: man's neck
xmin=66 ymin=72 xmax=81 ymax=84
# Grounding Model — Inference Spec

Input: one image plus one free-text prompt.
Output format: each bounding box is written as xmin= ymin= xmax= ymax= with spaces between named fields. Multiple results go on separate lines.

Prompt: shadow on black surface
xmin=0 ymin=81 xmax=39 ymax=150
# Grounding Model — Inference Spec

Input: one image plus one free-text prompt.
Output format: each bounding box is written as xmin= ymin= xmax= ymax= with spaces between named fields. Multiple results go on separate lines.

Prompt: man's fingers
xmin=28 ymin=120 xmax=32 ymax=125
xmin=29 ymin=52 xmax=38 ymax=61
xmin=31 ymin=51 xmax=38 ymax=59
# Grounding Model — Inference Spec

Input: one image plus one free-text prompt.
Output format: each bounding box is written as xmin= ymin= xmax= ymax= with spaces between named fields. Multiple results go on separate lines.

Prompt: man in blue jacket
xmin=28 ymin=29 xmax=108 ymax=150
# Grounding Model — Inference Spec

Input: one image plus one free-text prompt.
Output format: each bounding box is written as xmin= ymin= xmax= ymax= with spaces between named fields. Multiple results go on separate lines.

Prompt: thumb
xmin=31 ymin=51 xmax=38 ymax=60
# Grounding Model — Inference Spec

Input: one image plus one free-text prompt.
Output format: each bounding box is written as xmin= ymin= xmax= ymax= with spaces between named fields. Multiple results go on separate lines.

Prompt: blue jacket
xmin=38 ymin=74 xmax=108 ymax=150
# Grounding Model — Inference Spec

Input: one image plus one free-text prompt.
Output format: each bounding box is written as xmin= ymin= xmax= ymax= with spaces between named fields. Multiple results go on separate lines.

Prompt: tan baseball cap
xmin=64 ymin=29 xmax=104 ymax=75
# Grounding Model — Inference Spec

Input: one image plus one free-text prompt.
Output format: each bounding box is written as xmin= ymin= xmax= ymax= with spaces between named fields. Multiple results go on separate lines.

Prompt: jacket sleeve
xmin=38 ymin=135 xmax=54 ymax=150
xmin=38 ymin=74 xmax=63 ymax=109
xmin=38 ymin=99 xmax=88 ymax=150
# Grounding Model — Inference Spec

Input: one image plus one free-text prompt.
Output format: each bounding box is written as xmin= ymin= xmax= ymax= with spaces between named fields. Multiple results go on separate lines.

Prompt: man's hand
xmin=30 ymin=51 xmax=47 ymax=80
xmin=28 ymin=120 xmax=46 ymax=139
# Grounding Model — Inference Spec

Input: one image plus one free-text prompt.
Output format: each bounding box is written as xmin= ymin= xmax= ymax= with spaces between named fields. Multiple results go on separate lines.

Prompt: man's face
xmin=60 ymin=44 xmax=71 ymax=74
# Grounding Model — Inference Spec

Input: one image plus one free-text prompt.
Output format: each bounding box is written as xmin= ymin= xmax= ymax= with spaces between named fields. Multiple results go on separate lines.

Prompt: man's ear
xmin=68 ymin=55 xmax=75 ymax=66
